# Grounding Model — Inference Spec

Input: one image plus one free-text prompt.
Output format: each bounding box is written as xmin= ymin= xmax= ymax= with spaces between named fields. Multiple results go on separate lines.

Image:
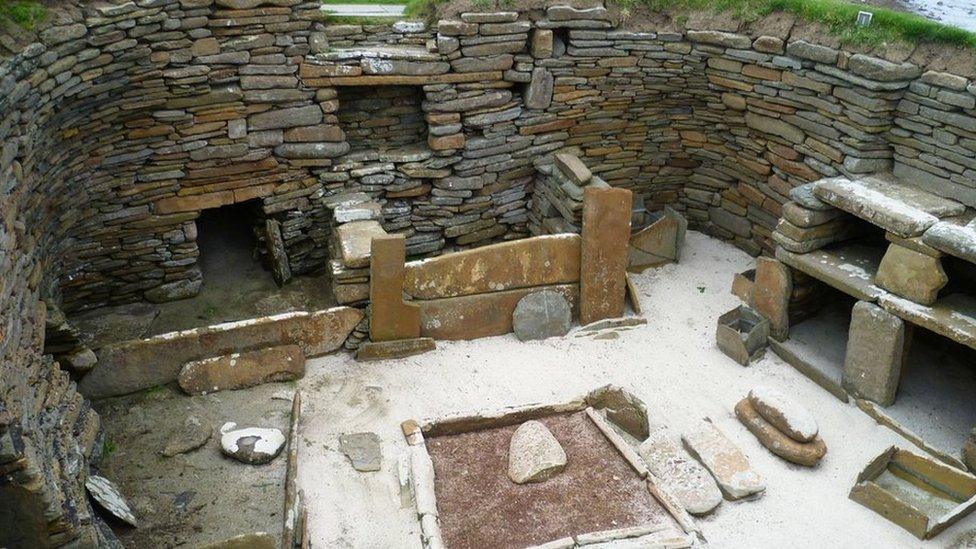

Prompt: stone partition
xmin=3 ymin=0 xmax=976 ymax=544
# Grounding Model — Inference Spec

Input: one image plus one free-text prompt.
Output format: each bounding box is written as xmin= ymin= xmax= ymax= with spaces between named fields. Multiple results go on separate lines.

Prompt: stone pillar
xmin=874 ymin=242 xmax=947 ymax=306
xmin=753 ymin=257 xmax=792 ymax=341
xmin=843 ymin=300 xmax=910 ymax=406
xmin=369 ymin=234 xmax=420 ymax=342
xmin=580 ymin=186 xmax=632 ymax=325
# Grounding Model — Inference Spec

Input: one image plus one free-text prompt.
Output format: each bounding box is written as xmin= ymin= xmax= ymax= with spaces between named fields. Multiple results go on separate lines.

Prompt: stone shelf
xmin=878 ymin=293 xmax=976 ymax=352
xmin=922 ymin=211 xmax=976 ymax=266
xmin=813 ymin=175 xmax=966 ymax=238
xmin=775 ymin=243 xmax=887 ymax=303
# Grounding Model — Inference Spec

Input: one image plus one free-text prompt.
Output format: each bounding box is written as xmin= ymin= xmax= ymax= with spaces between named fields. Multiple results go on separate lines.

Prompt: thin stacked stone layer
xmin=3 ymin=1 xmax=976 ymax=545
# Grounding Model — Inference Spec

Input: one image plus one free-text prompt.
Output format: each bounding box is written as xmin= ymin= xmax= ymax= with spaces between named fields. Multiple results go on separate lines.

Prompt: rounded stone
xmin=508 ymin=420 xmax=566 ymax=484
xmin=735 ymin=398 xmax=826 ymax=467
xmin=748 ymin=385 xmax=819 ymax=443
xmin=512 ymin=290 xmax=572 ymax=342
xmin=219 ymin=422 xmax=285 ymax=465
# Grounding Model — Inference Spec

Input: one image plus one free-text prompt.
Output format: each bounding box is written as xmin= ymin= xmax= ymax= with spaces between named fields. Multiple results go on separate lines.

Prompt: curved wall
xmin=2 ymin=1 xmax=976 ymax=545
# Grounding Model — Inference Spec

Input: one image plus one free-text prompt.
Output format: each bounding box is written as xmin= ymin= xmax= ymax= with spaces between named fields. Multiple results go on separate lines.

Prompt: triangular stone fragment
xmin=86 ymin=475 xmax=138 ymax=527
xmin=508 ymin=420 xmax=566 ymax=484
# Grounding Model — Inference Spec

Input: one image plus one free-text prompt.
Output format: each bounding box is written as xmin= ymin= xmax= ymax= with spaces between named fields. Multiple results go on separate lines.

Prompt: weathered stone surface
xmin=878 ymin=293 xmax=976 ymax=352
xmin=580 ymin=187 xmax=632 ymax=325
xmin=79 ymin=308 xmax=363 ymax=398
xmin=508 ymin=420 xmax=567 ymax=484
xmin=339 ymin=432 xmax=382 ymax=472
xmin=531 ymin=29 xmax=553 ymax=58
xmin=789 ymin=183 xmax=835 ymax=211
xmin=745 ymin=112 xmax=804 ymax=144
xmin=776 ymin=245 xmax=886 ymax=303
xmin=370 ymin=235 xmax=421 ymax=342
xmin=814 ymin=176 xmax=964 ymax=238
xmin=177 ymin=344 xmax=305 ymax=395
xmin=683 ymin=421 xmax=765 ymax=499
xmin=404 ymin=234 xmax=581 ymax=299
xmin=848 ymin=54 xmax=920 ymax=82
xmin=629 ymin=208 xmax=686 ymax=271
xmin=161 ymin=416 xmax=213 ymax=457
xmin=875 ymin=244 xmax=947 ymax=305
xmin=86 ymin=475 xmax=137 ymax=527
xmin=356 ymin=337 xmax=436 ymax=361
xmin=337 ymin=220 xmax=388 ymax=269
xmin=639 ymin=428 xmax=723 ymax=516
xmin=219 ymin=423 xmax=285 ymax=465
xmin=512 ymin=290 xmax=572 ymax=342
xmin=585 ymin=385 xmax=649 ymax=440
xmin=781 ymin=202 xmax=844 ymax=227
xmin=265 ymin=218 xmax=292 ymax=286
xmin=748 ymin=386 xmax=818 ymax=442
xmin=553 ymin=153 xmax=591 ymax=185
xmin=145 ymin=278 xmax=202 ymax=303
xmin=198 ymin=533 xmax=276 ymax=549
xmin=735 ymin=399 xmax=826 ymax=467
xmin=753 ymin=257 xmax=792 ymax=340
xmin=843 ymin=301 xmax=907 ymax=406
xmin=687 ymin=30 xmax=751 ymax=49
xmin=965 ymin=429 xmax=976 ymax=472
xmin=420 ymin=284 xmax=579 ymax=341
xmin=525 ymin=68 xmax=554 ymax=109
xmin=786 ymin=40 xmax=838 ymax=64
xmin=922 ymin=220 xmax=976 ymax=265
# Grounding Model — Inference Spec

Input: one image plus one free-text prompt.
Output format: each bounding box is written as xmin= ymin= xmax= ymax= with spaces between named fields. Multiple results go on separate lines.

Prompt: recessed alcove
xmin=336 ymin=85 xmax=428 ymax=152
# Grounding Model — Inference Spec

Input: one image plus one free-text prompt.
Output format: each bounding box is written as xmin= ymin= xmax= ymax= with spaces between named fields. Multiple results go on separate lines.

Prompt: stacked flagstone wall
xmin=3 ymin=0 xmax=976 ymax=544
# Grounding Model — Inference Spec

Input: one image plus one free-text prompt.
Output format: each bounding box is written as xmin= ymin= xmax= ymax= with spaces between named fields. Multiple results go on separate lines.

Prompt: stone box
xmin=716 ymin=306 xmax=770 ymax=366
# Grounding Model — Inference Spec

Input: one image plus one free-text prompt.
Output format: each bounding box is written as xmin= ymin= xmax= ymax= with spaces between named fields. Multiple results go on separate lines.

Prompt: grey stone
xmin=843 ymin=301 xmax=907 ymax=406
xmin=161 ymin=416 xmax=213 ymax=457
xmin=639 ymin=428 xmax=722 ymax=515
xmin=219 ymin=423 xmax=285 ymax=465
xmin=747 ymin=386 xmax=819 ymax=442
xmin=848 ymin=54 xmax=921 ymax=82
xmin=921 ymin=220 xmax=976 ymax=265
xmin=144 ymin=278 xmax=202 ymax=303
xmin=786 ymin=40 xmax=838 ymax=64
xmin=339 ymin=432 xmax=382 ymax=472
xmin=686 ymin=30 xmax=751 ymax=49
xmin=875 ymin=243 xmax=947 ymax=305
xmin=525 ymin=68 xmax=553 ymax=110
xmin=508 ymin=420 xmax=566 ymax=484
xmin=512 ymin=290 xmax=571 ymax=341
xmin=790 ymin=182 xmax=836 ymax=211
xmin=86 ymin=475 xmax=138 ymax=527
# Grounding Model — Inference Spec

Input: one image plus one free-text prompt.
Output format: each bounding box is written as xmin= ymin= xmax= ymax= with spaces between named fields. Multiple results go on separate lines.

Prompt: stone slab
xmin=629 ymin=210 xmax=681 ymax=272
xmin=813 ymin=176 xmax=964 ymax=238
xmin=879 ymin=293 xmax=976 ymax=352
xmin=875 ymin=244 xmax=947 ymax=306
xmin=753 ymin=257 xmax=792 ymax=340
xmin=682 ymin=421 xmax=765 ymax=500
xmin=775 ymin=244 xmax=886 ymax=303
xmin=356 ymin=337 xmax=436 ymax=361
xmin=418 ymin=284 xmax=579 ymax=341
xmin=370 ymin=234 xmax=421 ymax=342
xmin=844 ymin=301 xmax=907 ymax=407
xmin=403 ymin=234 xmax=581 ymax=300
xmin=580 ymin=187 xmax=632 ymax=325
xmin=512 ymin=290 xmax=572 ymax=342
xmin=265 ymin=218 xmax=292 ymax=286
xmin=735 ymin=398 xmax=826 ymax=467
xmin=922 ymin=217 xmax=976 ymax=265
xmin=178 ymin=344 xmax=305 ymax=395
xmin=638 ymin=428 xmax=723 ymax=516
xmin=337 ymin=220 xmax=388 ymax=269
xmin=79 ymin=307 xmax=363 ymax=398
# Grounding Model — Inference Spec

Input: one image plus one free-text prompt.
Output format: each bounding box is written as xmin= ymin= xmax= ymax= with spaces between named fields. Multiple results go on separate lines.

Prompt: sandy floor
xmin=297 ymin=231 xmax=976 ymax=548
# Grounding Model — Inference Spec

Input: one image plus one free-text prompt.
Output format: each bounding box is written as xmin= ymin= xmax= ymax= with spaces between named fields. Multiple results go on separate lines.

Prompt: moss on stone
xmin=0 ymin=0 xmax=45 ymax=31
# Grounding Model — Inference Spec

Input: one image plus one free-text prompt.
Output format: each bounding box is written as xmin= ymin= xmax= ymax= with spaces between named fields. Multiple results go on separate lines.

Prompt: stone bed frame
xmin=400 ymin=388 xmax=700 ymax=549
xmin=5 ymin=0 xmax=976 ymax=544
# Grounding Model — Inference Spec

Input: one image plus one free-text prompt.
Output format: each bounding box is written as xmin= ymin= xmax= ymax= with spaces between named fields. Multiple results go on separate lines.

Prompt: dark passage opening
xmin=195 ymin=200 xmax=269 ymax=289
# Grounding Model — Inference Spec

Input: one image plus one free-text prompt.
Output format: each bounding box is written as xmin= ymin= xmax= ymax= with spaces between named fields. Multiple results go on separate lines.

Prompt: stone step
xmin=336 ymin=220 xmax=389 ymax=269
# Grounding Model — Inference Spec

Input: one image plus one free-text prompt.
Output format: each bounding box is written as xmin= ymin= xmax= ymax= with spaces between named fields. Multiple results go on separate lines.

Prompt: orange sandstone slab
xmin=418 ymin=284 xmax=579 ymax=340
xmin=403 ymin=234 xmax=581 ymax=300
xmin=370 ymin=234 xmax=421 ymax=342
xmin=178 ymin=344 xmax=305 ymax=395
xmin=580 ymin=187 xmax=632 ymax=325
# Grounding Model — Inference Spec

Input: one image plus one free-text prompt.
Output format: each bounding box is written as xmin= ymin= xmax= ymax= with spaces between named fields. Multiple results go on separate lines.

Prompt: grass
xmin=0 ymin=0 xmax=45 ymax=30
xmin=622 ymin=0 xmax=976 ymax=48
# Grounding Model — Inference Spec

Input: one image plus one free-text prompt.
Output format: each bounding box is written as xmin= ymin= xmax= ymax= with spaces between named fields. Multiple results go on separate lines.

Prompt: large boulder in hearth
xmin=508 ymin=420 xmax=566 ymax=484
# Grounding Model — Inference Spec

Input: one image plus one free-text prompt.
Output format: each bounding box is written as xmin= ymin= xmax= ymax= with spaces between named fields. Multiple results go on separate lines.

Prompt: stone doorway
xmin=195 ymin=200 xmax=269 ymax=291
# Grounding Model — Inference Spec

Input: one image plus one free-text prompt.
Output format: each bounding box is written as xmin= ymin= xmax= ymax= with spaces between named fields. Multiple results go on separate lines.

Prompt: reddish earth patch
xmin=426 ymin=411 xmax=677 ymax=549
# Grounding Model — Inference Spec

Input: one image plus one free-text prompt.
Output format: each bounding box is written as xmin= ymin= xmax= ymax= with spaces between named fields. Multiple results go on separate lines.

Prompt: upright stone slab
xmin=753 ymin=257 xmax=792 ymax=340
xmin=265 ymin=218 xmax=292 ymax=286
xmin=370 ymin=234 xmax=421 ymax=342
xmin=580 ymin=187 xmax=633 ymax=325
xmin=843 ymin=301 xmax=909 ymax=406
xmin=874 ymin=243 xmax=947 ymax=306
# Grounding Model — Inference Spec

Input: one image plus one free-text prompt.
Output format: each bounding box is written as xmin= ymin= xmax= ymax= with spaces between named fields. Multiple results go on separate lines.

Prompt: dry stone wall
xmin=3 ymin=0 xmax=976 ymax=545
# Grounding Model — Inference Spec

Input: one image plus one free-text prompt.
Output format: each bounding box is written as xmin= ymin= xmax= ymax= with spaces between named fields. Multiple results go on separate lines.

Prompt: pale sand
xmin=298 ymin=231 xmax=976 ymax=548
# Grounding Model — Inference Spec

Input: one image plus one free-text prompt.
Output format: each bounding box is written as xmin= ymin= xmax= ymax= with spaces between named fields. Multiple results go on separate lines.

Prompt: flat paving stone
xmin=639 ymin=427 xmax=722 ymax=516
xmin=682 ymin=421 xmax=765 ymax=500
